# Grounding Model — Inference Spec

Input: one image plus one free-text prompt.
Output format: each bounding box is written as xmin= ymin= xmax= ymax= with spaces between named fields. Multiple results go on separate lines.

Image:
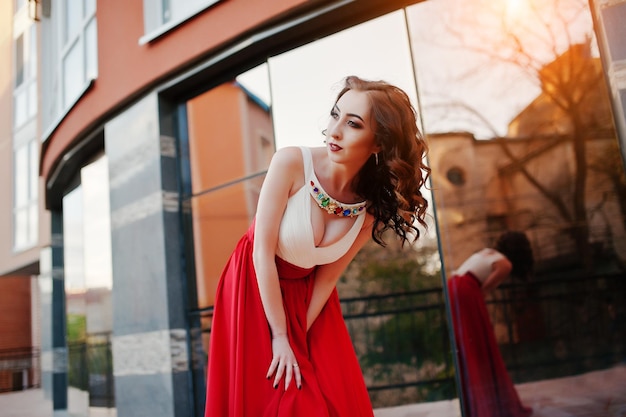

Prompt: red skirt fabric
xmin=448 ymin=273 xmax=532 ymax=417
xmin=204 ymin=222 xmax=374 ymax=417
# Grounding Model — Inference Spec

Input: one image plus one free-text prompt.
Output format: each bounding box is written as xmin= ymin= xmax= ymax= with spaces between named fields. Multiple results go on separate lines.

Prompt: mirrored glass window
xmin=184 ymin=64 xmax=274 ymax=355
xmin=408 ymin=0 xmax=626 ymax=415
xmin=63 ymin=155 xmax=115 ymax=417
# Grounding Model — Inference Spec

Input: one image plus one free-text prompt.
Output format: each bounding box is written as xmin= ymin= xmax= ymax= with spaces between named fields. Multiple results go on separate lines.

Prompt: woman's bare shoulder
xmin=269 ymin=146 xmax=304 ymax=172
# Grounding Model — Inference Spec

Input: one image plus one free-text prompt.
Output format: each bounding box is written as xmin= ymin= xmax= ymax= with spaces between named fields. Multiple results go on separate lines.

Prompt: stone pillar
xmin=39 ymin=211 xmax=67 ymax=416
xmin=105 ymin=92 xmax=192 ymax=417
xmin=591 ymin=0 xmax=626 ymax=163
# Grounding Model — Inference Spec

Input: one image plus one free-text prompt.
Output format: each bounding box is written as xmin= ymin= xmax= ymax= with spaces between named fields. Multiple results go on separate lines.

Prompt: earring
xmin=375 ymin=153 xmax=379 ymax=166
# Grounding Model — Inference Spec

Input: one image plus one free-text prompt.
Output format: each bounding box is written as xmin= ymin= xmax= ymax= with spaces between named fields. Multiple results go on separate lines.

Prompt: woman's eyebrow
xmin=333 ymin=104 xmax=364 ymax=122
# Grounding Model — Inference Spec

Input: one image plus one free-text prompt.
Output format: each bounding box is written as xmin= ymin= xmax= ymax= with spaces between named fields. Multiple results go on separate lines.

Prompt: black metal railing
xmin=490 ymin=270 xmax=626 ymax=383
xmin=194 ymin=270 xmax=626 ymax=409
xmin=67 ymin=333 xmax=115 ymax=408
xmin=340 ymin=288 xmax=456 ymax=407
xmin=0 ymin=346 xmax=40 ymax=392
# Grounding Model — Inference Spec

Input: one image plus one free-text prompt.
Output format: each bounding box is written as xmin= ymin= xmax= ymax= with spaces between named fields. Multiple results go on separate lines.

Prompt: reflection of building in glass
xmin=428 ymin=41 xmax=626 ymax=392
xmin=430 ymin=43 xmax=624 ymax=272
xmin=187 ymin=81 xmax=274 ymax=349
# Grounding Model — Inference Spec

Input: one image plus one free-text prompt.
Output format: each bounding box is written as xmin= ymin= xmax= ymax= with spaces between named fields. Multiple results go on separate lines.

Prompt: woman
xmin=448 ymin=231 xmax=534 ymax=417
xmin=204 ymin=76 xmax=430 ymax=417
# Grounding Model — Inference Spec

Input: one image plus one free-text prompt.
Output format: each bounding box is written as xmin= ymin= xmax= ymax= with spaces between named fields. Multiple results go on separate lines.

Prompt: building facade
xmin=2 ymin=0 xmax=626 ymax=416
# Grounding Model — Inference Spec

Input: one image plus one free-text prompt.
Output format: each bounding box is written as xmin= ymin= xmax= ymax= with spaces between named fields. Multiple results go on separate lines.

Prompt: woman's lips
xmin=328 ymin=143 xmax=342 ymax=151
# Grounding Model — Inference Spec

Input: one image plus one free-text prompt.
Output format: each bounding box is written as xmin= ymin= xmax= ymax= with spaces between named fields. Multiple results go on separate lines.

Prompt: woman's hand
xmin=266 ymin=334 xmax=302 ymax=390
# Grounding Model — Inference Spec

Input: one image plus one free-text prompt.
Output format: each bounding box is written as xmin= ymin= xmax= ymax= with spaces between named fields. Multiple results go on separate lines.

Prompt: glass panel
xmin=184 ymin=65 xmax=273 ymax=384
xmin=191 ymin=177 xmax=265 ymax=333
xmin=161 ymin=0 xmax=171 ymax=23
xmin=14 ymin=208 xmax=28 ymax=249
xmin=27 ymin=82 xmax=37 ymax=119
xmin=265 ymin=10 xmax=446 ymax=410
xmin=84 ymin=0 xmax=96 ymax=18
xmin=28 ymin=140 xmax=38 ymax=200
xmin=80 ymin=156 xmax=115 ymax=412
xmin=187 ymin=66 xmax=273 ymax=193
xmin=29 ymin=24 xmax=37 ymax=79
xmin=63 ymin=185 xmax=89 ymax=417
xmin=14 ymin=90 xmax=27 ymax=127
xmin=81 ymin=157 xmax=113 ymax=294
xmin=408 ymin=0 xmax=626 ymax=416
xmin=85 ymin=19 xmax=98 ymax=80
xmin=63 ymin=39 xmax=84 ymax=108
xmin=64 ymin=0 xmax=83 ymax=45
xmin=167 ymin=0 xmax=219 ymax=25
xmin=15 ymin=33 xmax=24 ymax=87
xmin=28 ymin=202 xmax=38 ymax=245
xmin=63 ymin=156 xmax=115 ymax=416
xmin=14 ymin=146 xmax=28 ymax=207
xmin=268 ymin=10 xmax=419 ymax=149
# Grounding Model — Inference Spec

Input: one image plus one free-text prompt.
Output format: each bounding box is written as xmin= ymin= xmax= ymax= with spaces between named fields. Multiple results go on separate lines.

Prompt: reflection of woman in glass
xmin=448 ymin=231 xmax=534 ymax=417
xmin=204 ymin=76 xmax=430 ymax=417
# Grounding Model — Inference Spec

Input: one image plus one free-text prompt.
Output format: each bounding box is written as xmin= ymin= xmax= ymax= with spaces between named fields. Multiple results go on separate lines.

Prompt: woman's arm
xmin=253 ymin=146 xmax=302 ymax=389
xmin=481 ymin=257 xmax=512 ymax=295
xmin=305 ymin=217 xmax=374 ymax=331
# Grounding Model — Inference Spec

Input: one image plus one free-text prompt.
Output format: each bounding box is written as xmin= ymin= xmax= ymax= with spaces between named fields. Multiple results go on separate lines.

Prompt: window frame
xmin=140 ymin=0 xmax=222 ymax=45
xmin=58 ymin=0 xmax=98 ymax=110
xmin=12 ymin=4 xmax=39 ymax=252
xmin=13 ymin=17 xmax=37 ymax=129
xmin=12 ymin=139 xmax=39 ymax=252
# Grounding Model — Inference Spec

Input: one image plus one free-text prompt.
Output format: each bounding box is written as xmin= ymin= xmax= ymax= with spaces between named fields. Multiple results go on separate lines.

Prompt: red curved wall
xmin=41 ymin=0 xmax=306 ymax=180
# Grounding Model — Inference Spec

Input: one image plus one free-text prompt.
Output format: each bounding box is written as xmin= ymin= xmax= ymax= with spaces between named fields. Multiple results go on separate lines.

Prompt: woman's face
xmin=325 ymin=89 xmax=380 ymax=167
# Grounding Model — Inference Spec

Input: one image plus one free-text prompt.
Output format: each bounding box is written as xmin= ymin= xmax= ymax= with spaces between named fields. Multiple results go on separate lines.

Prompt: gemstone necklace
xmin=309 ymin=178 xmax=366 ymax=218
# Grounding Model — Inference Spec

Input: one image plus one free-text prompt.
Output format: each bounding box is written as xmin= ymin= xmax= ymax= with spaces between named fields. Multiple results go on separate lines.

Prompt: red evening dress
xmin=448 ymin=250 xmax=533 ymax=417
xmin=204 ymin=147 xmax=374 ymax=417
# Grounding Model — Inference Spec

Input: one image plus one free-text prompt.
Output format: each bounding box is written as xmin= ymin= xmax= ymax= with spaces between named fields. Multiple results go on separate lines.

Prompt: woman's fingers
xmin=293 ymin=363 xmax=302 ymax=389
xmin=272 ymin=360 xmax=285 ymax=388
xmin=266 ymin=356 xmax=279 ymax=380
xmin=284 ymin=362 xmax=294 ymax=390
xmin=268 ymin=359 xmax=302 ymax=390
xmin=268 ymin=337 xmax=302 ymax=390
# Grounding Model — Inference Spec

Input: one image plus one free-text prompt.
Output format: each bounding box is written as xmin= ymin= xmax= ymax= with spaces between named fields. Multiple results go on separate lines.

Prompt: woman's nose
xmin=328 ymin=121 xmax=341 ymax=139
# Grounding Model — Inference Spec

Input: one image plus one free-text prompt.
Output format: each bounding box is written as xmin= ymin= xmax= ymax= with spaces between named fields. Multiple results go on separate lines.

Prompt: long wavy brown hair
xmin=334 ymin=75 xmax=430 ymax=246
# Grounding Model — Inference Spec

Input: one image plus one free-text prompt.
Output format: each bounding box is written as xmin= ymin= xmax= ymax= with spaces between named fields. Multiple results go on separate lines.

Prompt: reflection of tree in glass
xmin=338 ymin=234 xmax=454 ymax=406
xmin=67 ymin=313 xmax=86 ymax=342
xmin=416 ymin=0 xmax=623 ymax=270
xmin=67 ymin=314 xmax=88 ymax=391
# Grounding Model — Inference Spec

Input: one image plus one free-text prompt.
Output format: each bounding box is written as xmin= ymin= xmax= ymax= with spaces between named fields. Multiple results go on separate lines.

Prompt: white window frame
xmin=140 ymin=0 xmax=222 ymax=44
xmin=58 ymin=0 xmax=98 ymax=110
xmin=12 ymin=2 xmax=39 ymax=252
xmin=41 ymin=0 xmax=98 ymax=141
xmin=13 ymin=8 xmax=37 ymax=129
xmin=13 ymin=139 xmax=39 ymax=252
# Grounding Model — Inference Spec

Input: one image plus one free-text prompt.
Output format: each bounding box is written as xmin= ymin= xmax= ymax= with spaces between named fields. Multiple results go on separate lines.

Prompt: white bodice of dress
xmin=453 ymin=248 xmax=505 ymax=282
xmin=275 ymin=147 xmax=366 ymax=269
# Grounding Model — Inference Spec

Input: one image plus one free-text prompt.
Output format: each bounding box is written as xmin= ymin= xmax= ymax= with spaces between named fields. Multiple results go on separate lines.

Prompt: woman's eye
xmin=347 ymin=120 xmax=361 ymax=128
